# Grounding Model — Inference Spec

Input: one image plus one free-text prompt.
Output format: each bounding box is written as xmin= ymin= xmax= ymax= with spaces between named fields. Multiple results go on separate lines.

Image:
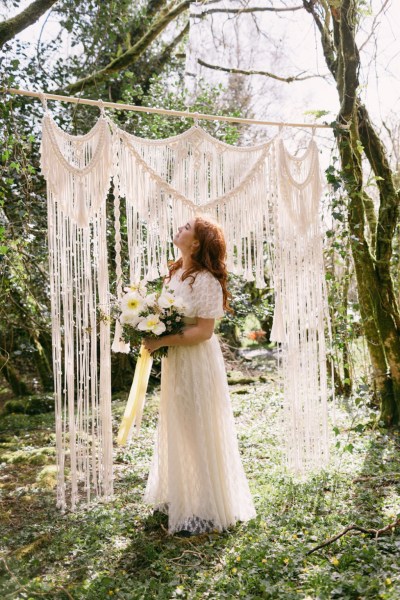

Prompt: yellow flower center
xmin=127 ymin=299 xmax=140 ymax=309
xmin=147 ymin=318 xmax=158 ymax=327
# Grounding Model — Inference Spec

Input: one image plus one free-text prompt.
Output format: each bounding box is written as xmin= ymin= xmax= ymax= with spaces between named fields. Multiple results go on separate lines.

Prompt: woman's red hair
xmin=167 ymin=216 xmax=232 ymax=313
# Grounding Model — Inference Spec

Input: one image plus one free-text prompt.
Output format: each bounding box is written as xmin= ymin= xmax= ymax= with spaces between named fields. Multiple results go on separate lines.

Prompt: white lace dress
xmin=144 ymin=268 xmax=256 ymax=534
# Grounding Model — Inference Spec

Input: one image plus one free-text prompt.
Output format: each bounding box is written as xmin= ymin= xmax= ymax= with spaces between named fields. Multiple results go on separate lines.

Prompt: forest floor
xmin=1 ymin=349 xmax=400 ymax=599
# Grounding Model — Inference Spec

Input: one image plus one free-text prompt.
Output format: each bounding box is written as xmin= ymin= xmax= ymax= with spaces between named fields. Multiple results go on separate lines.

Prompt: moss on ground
xmin=0 ymin=364 xmax=400 ymax=599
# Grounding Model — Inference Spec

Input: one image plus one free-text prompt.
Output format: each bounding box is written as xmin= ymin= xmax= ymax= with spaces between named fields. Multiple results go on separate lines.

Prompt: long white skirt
xmin=144 ymin=334 xmax=256 ymax=534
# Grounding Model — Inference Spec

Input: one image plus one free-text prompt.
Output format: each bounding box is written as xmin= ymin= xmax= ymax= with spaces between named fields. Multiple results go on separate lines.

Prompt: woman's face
xmin=173 ymin=219 xmax=197 ymax=252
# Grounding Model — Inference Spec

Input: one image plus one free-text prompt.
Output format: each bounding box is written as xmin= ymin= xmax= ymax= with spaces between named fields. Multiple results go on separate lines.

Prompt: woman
xmin=143 ymin=216 xmax=256 ymax=536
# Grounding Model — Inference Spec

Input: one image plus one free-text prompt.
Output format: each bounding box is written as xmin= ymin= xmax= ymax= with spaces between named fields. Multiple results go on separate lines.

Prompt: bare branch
xmin=64 ymin=0 xmax=190 ymax=94
xmin=0 ymin=0 xmax=58 ymax=48
xmin=306 ymin=518 xmax=400 ymax=555
xmin=358 ymin=0 xmax=391 ymax=53
xmin=382 ymin=119 xmax=400 ymax=167
xmin=198 ymin=58 xmax=320 ymax=83
xmin=194 ymin=5 xmax=304 ymax=17
xmin=139 ymin=22 xmax=189 ymax=92
xmin=303 ymin=0 xmax=337 ymax=77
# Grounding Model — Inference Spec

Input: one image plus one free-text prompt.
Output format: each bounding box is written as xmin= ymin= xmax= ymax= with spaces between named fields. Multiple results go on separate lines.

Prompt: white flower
xmin=158 ymin=292 xmax=185 ymax=310
xmin=120 ymin=313 xmax=140 ymax=327
xmin=173 ymin=295 xmax=185 ymax=311
xmin=137 ymin=314 xmax=166 ymax=335
xmin=120 ymin=292 xmax=145 ymax=315
xmin=158 ymin=292 xmax=175 ymax=308
xmin=144 ymin=292 xmax=157 ymax=307
xmin=123 ymin=280 xmax=147 ymax=297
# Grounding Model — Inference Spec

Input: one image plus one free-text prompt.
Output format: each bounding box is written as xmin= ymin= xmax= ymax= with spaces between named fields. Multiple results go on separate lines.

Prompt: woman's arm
xmin=143 ymin=318 xmax=215 ymax=354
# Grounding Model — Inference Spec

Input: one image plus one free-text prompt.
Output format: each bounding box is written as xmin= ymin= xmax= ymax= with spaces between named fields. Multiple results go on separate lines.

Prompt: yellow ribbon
xmin=117 ymin=344 xmax=153 ymax=446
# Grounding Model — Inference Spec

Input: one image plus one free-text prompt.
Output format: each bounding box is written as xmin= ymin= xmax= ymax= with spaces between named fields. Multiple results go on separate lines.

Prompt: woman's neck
xmin=180 ymin=252 xmax=193 ymax=271
xmin=181 ymin=258 xmax=192 ymax=271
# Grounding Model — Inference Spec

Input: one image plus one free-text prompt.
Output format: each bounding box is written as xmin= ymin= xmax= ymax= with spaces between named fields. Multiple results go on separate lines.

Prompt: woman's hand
xmin=143 ymin=337 xmax=162 ymax=355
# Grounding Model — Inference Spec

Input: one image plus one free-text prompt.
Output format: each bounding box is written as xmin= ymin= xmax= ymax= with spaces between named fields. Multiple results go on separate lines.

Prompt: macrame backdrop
xmin=41 ymin=112 xmax=330 ymax=510
xmin=41 ymin=107 xmax=113 ymax=511
xmin=270 ymin=139 xmax=330 ymax=471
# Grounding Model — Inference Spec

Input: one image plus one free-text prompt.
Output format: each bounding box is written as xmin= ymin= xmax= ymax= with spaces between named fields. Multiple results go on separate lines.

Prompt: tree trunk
xmin=111 ymin=353 xmax=135 ymax=392
xmin=304 ymin=0 xmax=400 ymax=424
xmin=31 ymin=333 xmax=54 ymax=392
xmin=341 ymin=252 xmax=352 ymax=397
xmin=0 ymin=355 xmax=31 ymax=397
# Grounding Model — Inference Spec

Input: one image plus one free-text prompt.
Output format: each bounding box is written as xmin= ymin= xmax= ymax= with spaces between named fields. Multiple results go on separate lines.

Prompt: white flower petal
xmin=145 ymin=292 xmax=157 ymax=306
xmin=158 ymin=292 xmax=176 ymax=308
xmin=153 ymin=322 xmax=166 ymax=335
xmin=121 ymin=313 xmax=140 ymax=327
xmin=137 ymin=319 xmax=151 ymax=331
xmin=121 ymin=292 xmax=145 ymax=314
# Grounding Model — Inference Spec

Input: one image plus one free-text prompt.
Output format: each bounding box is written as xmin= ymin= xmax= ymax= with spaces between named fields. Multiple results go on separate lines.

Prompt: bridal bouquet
xmin=116 ymin=280 xmax=186 ymax=359
xmin=115 ymin=281 xmax=186 ymax=445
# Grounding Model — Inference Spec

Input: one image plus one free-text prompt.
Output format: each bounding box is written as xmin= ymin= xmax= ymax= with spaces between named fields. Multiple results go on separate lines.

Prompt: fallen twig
xmin=168 ymin=549 xmax=205 ymax=561
xmin=1 ymin=556 xmax=75 ymax=599
xmin=353 ymin=473 xmax=400 ymax=483
xmin=306 ymin=518 xmax=400 ymax=555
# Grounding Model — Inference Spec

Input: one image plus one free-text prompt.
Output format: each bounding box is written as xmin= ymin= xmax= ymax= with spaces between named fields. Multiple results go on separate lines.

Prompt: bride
xmin=143 ymin=216 xmax=256 ymax=536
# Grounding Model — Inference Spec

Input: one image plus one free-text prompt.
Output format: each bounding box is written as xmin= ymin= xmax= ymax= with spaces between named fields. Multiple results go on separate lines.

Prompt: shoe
xmin=175 ymin=529 xmax=193 ymax=538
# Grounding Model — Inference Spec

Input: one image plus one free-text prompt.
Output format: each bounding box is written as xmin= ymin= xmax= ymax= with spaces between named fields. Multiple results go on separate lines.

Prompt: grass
xmin=1 ymin=355 xmax=400 ymax=599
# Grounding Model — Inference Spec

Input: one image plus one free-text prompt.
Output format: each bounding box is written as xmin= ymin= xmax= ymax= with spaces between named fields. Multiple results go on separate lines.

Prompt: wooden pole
xmin=3 ymin=87 xmax=332 ymax=130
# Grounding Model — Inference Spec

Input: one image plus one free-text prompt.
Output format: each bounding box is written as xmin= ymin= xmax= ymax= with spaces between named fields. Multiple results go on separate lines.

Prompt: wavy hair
xmin=167 ymin=216 xmax=232 ymax=313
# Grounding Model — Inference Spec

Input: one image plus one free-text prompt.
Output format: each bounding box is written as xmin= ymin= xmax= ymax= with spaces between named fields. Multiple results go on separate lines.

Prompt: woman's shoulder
xmin=193 ymin=269 xmax=224 ymax=318
xmin=194 ymin=269 xmax=222 ymax=289
xmin=165 ymin=267 xmax=182 ymax=283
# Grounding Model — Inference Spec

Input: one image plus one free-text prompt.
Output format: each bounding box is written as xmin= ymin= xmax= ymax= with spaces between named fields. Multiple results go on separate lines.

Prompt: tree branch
xmin=307 ymin=517 xmax=400 ymax=555
xmin=197 ymin=58 xmax=319 ymax=82
xmin=357 ymin=102 xmax=400 ymax=330
xmin=303 ymin=0 xmax=337 ymax=77
xmin=195 ymin=5 xmax=304 ymax=16
xmin=64 ymin=0 xmax=190 ymax=94
xmin=0 ymin=0 xmax=58 ymax=48
xmin=138 ymin=22 xmax=189 ymax=95
xmin=358 ymin=0 xmax=391 ymax=53
xmin=153 ymin=21 xmax=189 ymax=69
xmin=338 ymin=0 xmax=359 ymax=123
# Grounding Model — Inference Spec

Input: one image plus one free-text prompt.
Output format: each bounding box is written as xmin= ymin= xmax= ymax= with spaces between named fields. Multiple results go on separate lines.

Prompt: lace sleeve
xmin=194 ymin=271 xmax=225 ymax=319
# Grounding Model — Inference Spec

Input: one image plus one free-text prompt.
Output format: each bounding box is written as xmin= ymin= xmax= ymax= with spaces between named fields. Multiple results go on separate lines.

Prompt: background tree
xmin=301 ymin=0 xmax=400 ymax=424
xmin=0 ymin=0 xmax=243 ymax=397
xmin=1 ymin=1 xmax=399 ymax=427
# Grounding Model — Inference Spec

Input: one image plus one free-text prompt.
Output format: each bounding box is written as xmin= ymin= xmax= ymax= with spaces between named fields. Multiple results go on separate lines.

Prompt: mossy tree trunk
xmin=31 ymin=332 xmax=54 ymax=392
xmin=0 ymin=0 xmax=58 ymax=48
xmin=341 ymin=252 xmax=352 ymax=397
xmin=304 ymin=0 xmax=400 ymax=424
xmin=0 ymin=355 xmax=30 ymax=396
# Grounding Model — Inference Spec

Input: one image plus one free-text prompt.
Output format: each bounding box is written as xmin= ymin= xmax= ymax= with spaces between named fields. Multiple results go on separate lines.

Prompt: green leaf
xmin=343 ymin=443 xmax=354 ymax=453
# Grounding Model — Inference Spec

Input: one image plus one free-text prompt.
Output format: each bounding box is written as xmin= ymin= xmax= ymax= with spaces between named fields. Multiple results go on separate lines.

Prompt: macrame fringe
xmin=111 ymin=320 xmax=130 ymax=354
xmin=273 ymin=139 xmax=330 ymax=472
xmin=41 ymin=113 xmax=113 ymax=511
xmin=111 ymin=123 xmax=275 ymax=287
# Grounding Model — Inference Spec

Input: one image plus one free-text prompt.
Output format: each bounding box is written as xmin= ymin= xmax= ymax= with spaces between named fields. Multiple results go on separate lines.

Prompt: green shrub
xmin=25 ymin=395 xmax=54 ymax=415
xmin=3 ymin=399 xmax=26 ymax=414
